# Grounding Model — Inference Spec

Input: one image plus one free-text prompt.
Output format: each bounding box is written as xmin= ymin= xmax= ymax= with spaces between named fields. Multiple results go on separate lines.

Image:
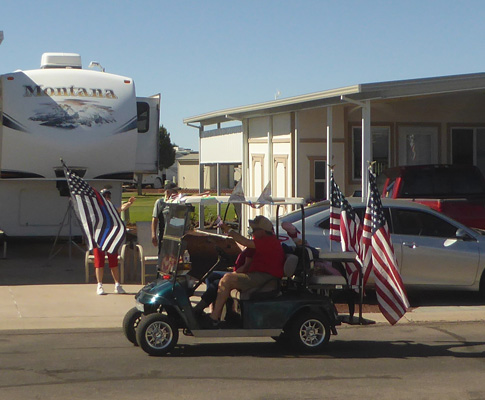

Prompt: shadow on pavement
xmin=0 ymin=237 xmax=89 ymax=286
xmin=157 ymin=338 xmax=485 ymax=359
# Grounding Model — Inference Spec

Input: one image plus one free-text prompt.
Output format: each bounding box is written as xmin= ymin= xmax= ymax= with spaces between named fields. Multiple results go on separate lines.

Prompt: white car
xmin=280 ymin=198 xmax=485 ymax=296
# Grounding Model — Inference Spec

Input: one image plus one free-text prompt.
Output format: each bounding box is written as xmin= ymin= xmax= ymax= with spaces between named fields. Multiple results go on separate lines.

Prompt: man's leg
xmin=108 ymin=253 xmax=126 ymax=294
xmin=210 ymin=273 xmax=240 ymax=321
xmin=93 ymin=248 xmax=105 ymax=295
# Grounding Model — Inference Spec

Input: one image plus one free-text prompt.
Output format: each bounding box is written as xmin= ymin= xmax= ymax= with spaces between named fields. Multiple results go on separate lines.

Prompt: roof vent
xmin=40 ymin=53 xmax=82 ymax=69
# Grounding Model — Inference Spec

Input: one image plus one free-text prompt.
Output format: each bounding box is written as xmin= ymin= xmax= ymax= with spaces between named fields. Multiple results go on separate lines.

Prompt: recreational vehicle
xmin=0 ymin=53 xmax=160 ymax=236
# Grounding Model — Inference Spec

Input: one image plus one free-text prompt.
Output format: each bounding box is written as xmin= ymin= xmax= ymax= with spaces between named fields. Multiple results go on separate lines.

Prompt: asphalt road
xmin=1 ymin=321 xmax=484 ymax=400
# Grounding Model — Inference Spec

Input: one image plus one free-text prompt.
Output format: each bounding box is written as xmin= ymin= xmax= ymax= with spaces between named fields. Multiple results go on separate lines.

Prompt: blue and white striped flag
xmin=62 ymin=162 xmax=126 ymax=253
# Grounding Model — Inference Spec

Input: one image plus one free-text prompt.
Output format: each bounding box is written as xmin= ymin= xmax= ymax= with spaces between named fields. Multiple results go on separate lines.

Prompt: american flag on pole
xmin=329 ymin=171 xmax=342 ymax=243
xmin=329 ymin=171 xmax=362 ymax=286
xmin=62 ymin=161 xmax=126 ymax=254
xmin=361 ymin=168 xmax=409 ymax=325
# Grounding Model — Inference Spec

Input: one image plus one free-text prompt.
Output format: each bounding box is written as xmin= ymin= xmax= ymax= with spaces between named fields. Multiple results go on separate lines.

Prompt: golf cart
xmin=123 ymin=196 xmax=351 ymax=356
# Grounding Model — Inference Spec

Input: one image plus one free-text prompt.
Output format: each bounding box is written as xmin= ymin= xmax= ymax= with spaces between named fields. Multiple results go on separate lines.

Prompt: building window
xmin=451 ymin=127 xmax=485 ymax=176
xmin=137 ymin=102 xmax=150 ymax=133
xmin=314 ymin=160 xmax=326 ymax=201
xmin=352 ymin=126 xmax=390 ymax=179
xmin=398 ymin=125 xmax=438 ymax=166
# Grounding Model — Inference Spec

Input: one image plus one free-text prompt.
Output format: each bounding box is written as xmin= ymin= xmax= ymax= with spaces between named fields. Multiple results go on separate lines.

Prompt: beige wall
xmin=247 ymin=114 xmax=293 ymax=199
xmin=178 ymin=161 xmax=199 ymax=189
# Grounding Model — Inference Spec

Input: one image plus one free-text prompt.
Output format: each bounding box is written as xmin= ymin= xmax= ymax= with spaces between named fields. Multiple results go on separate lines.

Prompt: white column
xmin=267 ymin=116 xmax=273 ymax=220
xmin=294 ymin=111 xmax=299 ymax=197
xmin=326 ymin=107 xmax=333 ymax=200
xmin=268 ymin=116 xmax=273 ymax=187
xmin=216 ymin=163 xmax=221 ymax=222
xmin=361 ymin=101 xmax=371 ymax=200
xmin=198 ymin=126 xmax=205 ymax=230
xmin=242 ymin=119 xmax=249 ymax=236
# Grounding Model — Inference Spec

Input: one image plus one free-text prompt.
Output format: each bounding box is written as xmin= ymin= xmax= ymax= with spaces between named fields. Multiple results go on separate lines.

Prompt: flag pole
xmin=328 ymin=164 xmax=335 ymax=252
xmin=359 ymin=161 xmax=376 ymax=324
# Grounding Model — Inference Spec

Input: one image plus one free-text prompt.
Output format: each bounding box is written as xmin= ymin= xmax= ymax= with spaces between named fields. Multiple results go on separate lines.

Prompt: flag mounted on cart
xmin=361 ymin=168 xmax=409 ymax=325
xmin=62 ymin=160 xmax=126 ymax=254
xmin=228 ymin=179 xmax=246 ymax=202
xmin=329 ymin=170 xmax=362 ymax=286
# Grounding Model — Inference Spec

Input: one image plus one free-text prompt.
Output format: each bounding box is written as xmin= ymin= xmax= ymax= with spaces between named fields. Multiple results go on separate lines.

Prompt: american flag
xmin=361 ymin=169 xmax=409 ymax=325
xmin=329 ymin=172 xmax=342 ymax=243
xmin=330 ymin=171 xmax=362 ymax=286
xmin=62 ymin=162 xmax=126 ymax=253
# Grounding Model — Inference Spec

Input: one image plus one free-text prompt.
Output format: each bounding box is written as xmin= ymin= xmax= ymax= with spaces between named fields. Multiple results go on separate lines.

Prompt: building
xmin=185 ymin=73 xmax=485 ymax=207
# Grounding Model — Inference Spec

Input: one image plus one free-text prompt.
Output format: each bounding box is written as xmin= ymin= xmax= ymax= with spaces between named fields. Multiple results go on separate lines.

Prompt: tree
xmin=158 ymin=125 xmax=176 ymax=171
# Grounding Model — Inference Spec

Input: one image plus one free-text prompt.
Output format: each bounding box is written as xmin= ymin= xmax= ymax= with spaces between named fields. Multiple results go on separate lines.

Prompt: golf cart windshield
xmin=159 ymin=203 xmax=193 ymax=275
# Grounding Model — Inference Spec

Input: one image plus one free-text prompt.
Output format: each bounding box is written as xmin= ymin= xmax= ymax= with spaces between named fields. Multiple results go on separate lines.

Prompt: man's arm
xmin=221 ymin=223 xmax=254 ymax=248
xmin=151 ymin=217 xmax=159 ymax=247
xmin=120 ymin=196 xmax=136 ymax=212
xmin=151 ymin=199 xmax=161 ymax=247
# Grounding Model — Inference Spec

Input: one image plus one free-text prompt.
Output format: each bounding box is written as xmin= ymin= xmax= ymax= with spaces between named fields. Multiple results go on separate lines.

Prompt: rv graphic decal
xmin=2 ymin=113 xmax=29 ymax=133
xmin=29 ymin=99 xmax=116 ymax=129
xmin=24 ymin=85 xmax=118 ymax=99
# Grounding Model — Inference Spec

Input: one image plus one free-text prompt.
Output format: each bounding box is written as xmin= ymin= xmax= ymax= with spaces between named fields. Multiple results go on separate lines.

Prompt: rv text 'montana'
xmin=23 ymin=85 xmax=119 ymax=99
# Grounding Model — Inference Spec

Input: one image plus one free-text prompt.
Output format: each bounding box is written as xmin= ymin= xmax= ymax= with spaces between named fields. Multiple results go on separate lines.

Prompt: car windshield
xmin=399 ymin=167 xmax=485 ymax=198
xmin=280 ymin=202 xmax=330 ymax=223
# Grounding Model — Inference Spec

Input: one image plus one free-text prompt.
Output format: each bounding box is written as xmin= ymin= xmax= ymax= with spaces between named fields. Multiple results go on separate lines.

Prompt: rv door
xmin=135 ymin=94 xmax=161 ymax=175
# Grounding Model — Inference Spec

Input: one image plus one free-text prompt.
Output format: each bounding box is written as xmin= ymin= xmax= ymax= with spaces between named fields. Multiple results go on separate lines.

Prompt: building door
xmin=251 ymin=155 xmax=265 ymax=197
xmin=273 ymin=156 xmax=288 ymax=198
xmin=451 ymin=127 xmax=485 ymax=177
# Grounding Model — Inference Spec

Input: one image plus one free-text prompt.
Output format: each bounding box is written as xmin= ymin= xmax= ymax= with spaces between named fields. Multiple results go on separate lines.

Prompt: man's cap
xmin=100 ymin=189 xmax=111 ymax=196
xmin=164 ymin=182 xmax=180 ymax=191
xmin=249 ymin=215 xmax=273 ymax=233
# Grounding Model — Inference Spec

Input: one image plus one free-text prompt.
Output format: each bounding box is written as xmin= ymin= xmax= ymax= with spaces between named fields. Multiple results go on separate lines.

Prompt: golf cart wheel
xmin=289 ymin=312 xmax=331 ymax=353
xmin=136 ymin=313 xmax=179 ymax=356
xmin=122 ymin=307 xmax=143 ymax=346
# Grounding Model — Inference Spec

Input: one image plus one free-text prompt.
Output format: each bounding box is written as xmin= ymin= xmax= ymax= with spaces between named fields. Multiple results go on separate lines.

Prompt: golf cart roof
xmin=171 ymin=195 xmax=306 ymax=206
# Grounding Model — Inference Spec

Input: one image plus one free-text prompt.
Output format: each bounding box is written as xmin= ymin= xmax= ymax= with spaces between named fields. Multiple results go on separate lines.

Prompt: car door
xmin=390 ymin=208 xmax=479 ymax=287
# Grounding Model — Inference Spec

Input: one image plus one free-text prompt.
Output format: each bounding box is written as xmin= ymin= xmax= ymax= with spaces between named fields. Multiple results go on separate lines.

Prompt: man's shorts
xmin=234 ymin=272 xmax=276 ymax=291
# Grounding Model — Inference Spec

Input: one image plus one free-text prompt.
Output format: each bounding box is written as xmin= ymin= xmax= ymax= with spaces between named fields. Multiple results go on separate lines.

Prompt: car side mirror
xmin=456 ymin=228 xmax=475 ymax=241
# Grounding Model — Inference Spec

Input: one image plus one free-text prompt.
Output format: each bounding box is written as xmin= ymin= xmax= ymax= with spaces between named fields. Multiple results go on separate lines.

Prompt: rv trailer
xmin=0 ymin=53 xmax=160 ymax=237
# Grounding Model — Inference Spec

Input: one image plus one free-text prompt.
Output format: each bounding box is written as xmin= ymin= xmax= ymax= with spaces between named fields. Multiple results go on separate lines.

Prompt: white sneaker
xmin=97 ymin=284 xmax=106 ymax=295
xmin=114 ymin=284 xmax=126 ymax=294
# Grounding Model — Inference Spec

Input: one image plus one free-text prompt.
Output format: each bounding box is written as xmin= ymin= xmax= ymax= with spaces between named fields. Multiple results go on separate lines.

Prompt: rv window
xmin=137 ymin=102 xmax=150 ymax=133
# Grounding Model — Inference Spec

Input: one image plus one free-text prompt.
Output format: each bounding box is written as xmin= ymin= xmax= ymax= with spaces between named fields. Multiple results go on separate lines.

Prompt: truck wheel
xmin=122 ymin=307 xmax=142 ymax=346
xmin=136 ymin=313 xmax=178 ymax=356
xmin=154 ymin=178 xmax=163 ymax=189
xmin=288 ymin=312 xmax=331 ymax=353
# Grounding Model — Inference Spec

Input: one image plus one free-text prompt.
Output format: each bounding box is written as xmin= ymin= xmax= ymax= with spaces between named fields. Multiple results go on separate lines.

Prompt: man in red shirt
xmin=209 ymin=215 xmax=285 ymax=325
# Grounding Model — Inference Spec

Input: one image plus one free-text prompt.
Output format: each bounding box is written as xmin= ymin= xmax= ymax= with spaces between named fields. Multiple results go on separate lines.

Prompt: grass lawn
xmin=122 ymin=192 xmax=237 ymax=226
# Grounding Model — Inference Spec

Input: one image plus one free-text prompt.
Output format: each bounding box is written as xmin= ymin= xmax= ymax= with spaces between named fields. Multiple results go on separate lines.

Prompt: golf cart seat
xmin=239 ymin=254 xmax=299 ymax=300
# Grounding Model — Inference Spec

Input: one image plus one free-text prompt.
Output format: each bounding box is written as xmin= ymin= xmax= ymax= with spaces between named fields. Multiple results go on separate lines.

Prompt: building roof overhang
xmin=184 ymin=72 xmax=485 ymax=127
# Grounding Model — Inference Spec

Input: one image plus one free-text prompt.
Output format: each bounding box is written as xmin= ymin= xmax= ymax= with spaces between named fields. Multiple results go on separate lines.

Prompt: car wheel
xmin=479 ymin=272 xmax=485 ymax=300
xmin=122 ymin=307 xmax=143 ymax=346
xmin=288 ymin=312 xmax=331 ymax=353
xmin=136 ymin=313 xmax=179 ymax=356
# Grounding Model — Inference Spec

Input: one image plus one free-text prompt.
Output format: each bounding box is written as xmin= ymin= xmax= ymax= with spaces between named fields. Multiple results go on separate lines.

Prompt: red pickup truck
xmin=381 ymin=164 xmax=485 ymax=229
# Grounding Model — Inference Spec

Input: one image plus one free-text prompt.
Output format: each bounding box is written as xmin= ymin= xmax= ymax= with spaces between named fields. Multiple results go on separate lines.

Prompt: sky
xmin=2 ymin=0 xmax=485 ymax=151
